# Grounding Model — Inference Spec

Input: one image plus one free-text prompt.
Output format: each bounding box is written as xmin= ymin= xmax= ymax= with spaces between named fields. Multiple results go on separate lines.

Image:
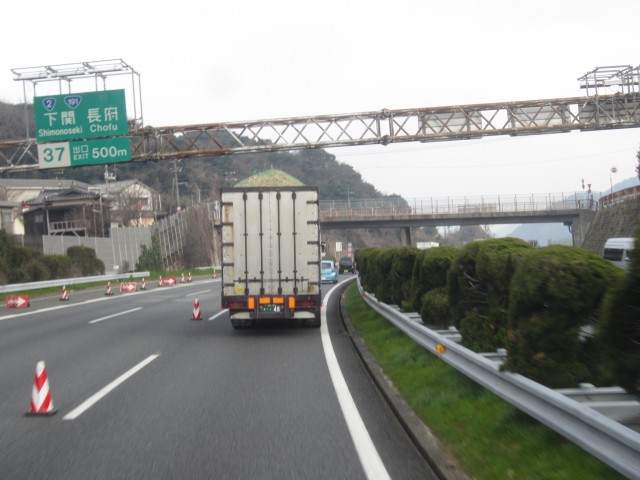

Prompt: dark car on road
xmin=338 ymin=256 xmax=355 ymax=274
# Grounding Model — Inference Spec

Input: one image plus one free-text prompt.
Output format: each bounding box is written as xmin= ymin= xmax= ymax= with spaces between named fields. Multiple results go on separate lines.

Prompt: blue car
xmin=321 ymin=260 xmax=338 ymax=283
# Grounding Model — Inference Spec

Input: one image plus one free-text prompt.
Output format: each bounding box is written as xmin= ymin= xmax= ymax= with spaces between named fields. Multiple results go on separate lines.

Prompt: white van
xmin=603 ymin=237 xmax=635 ymax=269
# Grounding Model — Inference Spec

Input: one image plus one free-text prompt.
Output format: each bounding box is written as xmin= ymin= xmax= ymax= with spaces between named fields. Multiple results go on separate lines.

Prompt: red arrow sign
xmin=6 ymin=295 xmax=29 ymax=309
xmin=119 ymin=282 xmax=137 ymax=292
xmin=159 ymin=277 xmax=176 ymax=286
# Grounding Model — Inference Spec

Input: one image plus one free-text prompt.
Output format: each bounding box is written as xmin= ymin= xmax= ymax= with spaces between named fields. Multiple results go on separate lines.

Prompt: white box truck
xmin=220 ymin=186 xmax=322 ymax=328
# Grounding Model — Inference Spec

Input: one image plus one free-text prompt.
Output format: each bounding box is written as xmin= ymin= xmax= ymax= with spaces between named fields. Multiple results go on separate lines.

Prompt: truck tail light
xmin=298 ymin=300 xmax=317 ymax=308
xmin=258 ymin=296 xmax=271 ymax=305
xmin=288 ymin=296 xmax=296 ymax=309
xmin=226 ymin=301 xmax=245 ymax=309
xmin=273 ymin=296 xmax=284 ymax=305
xmin=247 ymin=297 xmax=255 ymax=310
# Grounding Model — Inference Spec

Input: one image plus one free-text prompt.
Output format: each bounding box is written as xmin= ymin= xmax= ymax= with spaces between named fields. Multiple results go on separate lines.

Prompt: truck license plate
xmin=259 ymin=304 xmax=283 ymax=313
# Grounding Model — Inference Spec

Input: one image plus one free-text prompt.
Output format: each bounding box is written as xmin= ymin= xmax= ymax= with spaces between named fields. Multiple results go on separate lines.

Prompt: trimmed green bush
xmin=389 ymin=246 xmax=421 ymax=307
xmin=41 ymin=255 xmax=74 ymax=279
xmin=597 ymin=229 xmax=640 ymax=394
xmin=404 ymin=246 xmax=458 ymax=314
xmin=504 ymin=245 xmax=623 ymax=387
xmin=24 ymin=258 xmax=50 ymax=282
xmin=419 ymin=287 xmax=450 ymax=328
xmin=354 ymin=247 xmax=383 ymax=294
xmin=448 ymin=238 xmax=532 ymax=351
xmin=67 ymin=245 xmax=105 ymax=276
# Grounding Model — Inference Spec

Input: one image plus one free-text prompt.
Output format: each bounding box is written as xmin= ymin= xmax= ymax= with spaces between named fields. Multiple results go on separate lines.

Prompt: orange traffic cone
xmin=60 ymin=286 xmax=69 ymax=301
xmin=192 ymin=298 xmax=202 ymax=320
xmin=105 ymin=282 xmax=113 ymax=296
xmin=26 ymin=361 xmax=56 ymax=416
xmin=141 ymin=278 xmax=146 ymax=290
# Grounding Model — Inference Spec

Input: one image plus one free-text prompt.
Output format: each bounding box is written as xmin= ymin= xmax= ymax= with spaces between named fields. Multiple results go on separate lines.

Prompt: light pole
xmin=610 ymin=166 xmax=617 ymax=196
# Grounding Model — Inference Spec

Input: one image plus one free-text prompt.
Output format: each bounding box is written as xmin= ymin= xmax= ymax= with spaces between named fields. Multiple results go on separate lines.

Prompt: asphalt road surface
xmin=0 ymin=276 xmax=439 ymax=479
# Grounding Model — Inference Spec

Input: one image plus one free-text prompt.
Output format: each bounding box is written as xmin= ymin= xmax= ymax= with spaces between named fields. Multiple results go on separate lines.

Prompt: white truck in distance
xmin=603 ymin=237 xmax=635 ymax=270
xmin=220 ymin=187 xmax=322 ymax=328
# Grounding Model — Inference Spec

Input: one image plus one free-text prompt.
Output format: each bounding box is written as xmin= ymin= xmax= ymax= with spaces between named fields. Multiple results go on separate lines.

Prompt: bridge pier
xmin=567 ymin=210 xmax=596 ymax=247
xmin=400 ymin=227 xmax=412 ymax=246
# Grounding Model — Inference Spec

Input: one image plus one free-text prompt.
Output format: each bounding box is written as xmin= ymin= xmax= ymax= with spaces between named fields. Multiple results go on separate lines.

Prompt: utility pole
xmin=172 ymin=160 xmax=182 ymax=212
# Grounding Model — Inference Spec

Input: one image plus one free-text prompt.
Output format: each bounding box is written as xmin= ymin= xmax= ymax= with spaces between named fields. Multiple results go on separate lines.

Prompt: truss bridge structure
xmin=1 ymin=64 xmax=639 ymax=173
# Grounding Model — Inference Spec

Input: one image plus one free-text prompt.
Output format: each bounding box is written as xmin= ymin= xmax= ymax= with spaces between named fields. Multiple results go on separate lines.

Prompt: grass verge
xmin=343 ymin=283 xmax=625 ymax=480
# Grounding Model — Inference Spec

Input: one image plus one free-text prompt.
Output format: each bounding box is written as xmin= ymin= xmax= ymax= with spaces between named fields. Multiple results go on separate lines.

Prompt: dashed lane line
xmin=63 ymin=354 xmax=160 ymax=421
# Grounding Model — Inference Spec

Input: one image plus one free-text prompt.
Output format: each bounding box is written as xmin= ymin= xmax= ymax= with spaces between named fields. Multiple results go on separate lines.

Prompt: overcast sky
xmin=2 ymin=0 xmax=640 ymax=199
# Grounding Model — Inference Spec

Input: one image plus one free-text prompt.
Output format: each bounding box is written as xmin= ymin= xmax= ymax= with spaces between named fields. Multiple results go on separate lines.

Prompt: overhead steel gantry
xmin=1 ymin=64 xmax=639 ymax=173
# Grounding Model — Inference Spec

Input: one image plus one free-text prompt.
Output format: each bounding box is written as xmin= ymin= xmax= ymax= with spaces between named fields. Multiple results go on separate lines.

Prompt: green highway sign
xmin=34 ymin=89 xmax=128 ymax=142
xmin=37 ymin=137 xmax=131 ymax=169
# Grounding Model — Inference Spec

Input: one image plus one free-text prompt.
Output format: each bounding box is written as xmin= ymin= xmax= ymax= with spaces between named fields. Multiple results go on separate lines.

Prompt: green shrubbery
xmin=597 ymin=229 xmax=640 ymax=394
xmin=503 ymin=245 xmax=622 ymax=387
xmin=0 ymin=230 xmax=104 ymax=284
xmin=66 ymin=245 xmax=105 ymax=276
xmin=136 ymin=235 xmax=163 ymax=271
xmin=354 ymin=236 xmax=639 ymax=390
xmin=447 ymin=238 xmax=533 ymax=351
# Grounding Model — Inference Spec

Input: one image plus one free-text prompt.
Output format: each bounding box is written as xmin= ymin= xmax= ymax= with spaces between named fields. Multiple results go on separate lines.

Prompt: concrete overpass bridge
xmin=319 ymin=191 xmax=596 ymax=246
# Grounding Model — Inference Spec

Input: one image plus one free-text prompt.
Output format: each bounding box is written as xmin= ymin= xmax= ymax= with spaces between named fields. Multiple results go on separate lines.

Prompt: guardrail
xmin=357 ymin=280 xmax=640 ymax=479
xmin=0 ymin=272 xmax=150 ymax=295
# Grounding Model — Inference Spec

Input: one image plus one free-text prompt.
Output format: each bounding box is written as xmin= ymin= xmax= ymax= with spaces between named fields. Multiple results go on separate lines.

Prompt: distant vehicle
xmin=338 ymin=256 xmax=355 ymax=274
xmin=603 ymin=237 xmax=635 ymax=270
xmin=321 ymin=260 xmax=338 ymax=284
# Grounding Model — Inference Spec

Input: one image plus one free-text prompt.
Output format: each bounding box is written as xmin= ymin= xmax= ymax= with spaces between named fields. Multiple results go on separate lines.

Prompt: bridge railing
xmin=319 ymin=192 xmax=594 ymax=218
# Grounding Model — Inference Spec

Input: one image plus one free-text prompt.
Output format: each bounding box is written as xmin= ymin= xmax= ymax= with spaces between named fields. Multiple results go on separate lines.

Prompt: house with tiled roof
xmin=0 ymin=179 xmax=91 ymax=203
xmin=1 ymin=179 xmax=93 ymax=235
xmin=89 ymin=179 xmax=161 ymax=227
xmin=20 ymin=187 xmax=111 ymax=237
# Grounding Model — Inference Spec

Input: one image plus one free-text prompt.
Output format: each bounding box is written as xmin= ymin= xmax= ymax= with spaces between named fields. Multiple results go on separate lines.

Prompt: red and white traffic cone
xmin=26 ymin=361 xmax=56 ymax=416
xmin=141 ymin=278 xmax=146 ymax=290
xmin=60 ymin=286 xmax=69 ymax=301
xmin=119 ymin=282 xmax=123 ymax=293
xmin=105 ymin=282 xmax=113 ymax=296
xmin=212 ymin=271 xmax=217 ymax=279
xmin=181 ymin=273 xmax=185 ymax=283
xmin=188 ymin=272 xmax=192 ymax=283
xmin=192 ymin=298 xmax=202 ymax=320
xmin=158 ymin=276 xmax=163 ymax=287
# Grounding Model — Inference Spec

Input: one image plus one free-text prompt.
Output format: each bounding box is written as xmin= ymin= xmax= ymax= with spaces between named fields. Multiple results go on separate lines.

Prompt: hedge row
xmin=355 ymin=235 xmax=639 ymax=392
xmin=0 ymin=230 xmax=104 ymax=284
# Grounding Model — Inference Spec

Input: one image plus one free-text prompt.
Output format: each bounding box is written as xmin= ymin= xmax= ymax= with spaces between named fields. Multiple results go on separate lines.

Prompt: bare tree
xmin=112 ymin=182 xmax=151 ymax=227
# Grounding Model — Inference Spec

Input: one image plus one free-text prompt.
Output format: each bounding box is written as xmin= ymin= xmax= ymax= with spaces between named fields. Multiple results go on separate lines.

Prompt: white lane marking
xmin=321 ymin=282 xmax=391 ymax=480
xmin=208 ymin=309 xmax=228 ymax=321
xmin=88 ymin=307 xmax=143 ymax=324
xmin=63 ymin=354 xmax=160 ymax=420
xmin=0 ymin=296 xmax=115 ymax=321
xmin=186 ymin=289 xmax=210 ymax=297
